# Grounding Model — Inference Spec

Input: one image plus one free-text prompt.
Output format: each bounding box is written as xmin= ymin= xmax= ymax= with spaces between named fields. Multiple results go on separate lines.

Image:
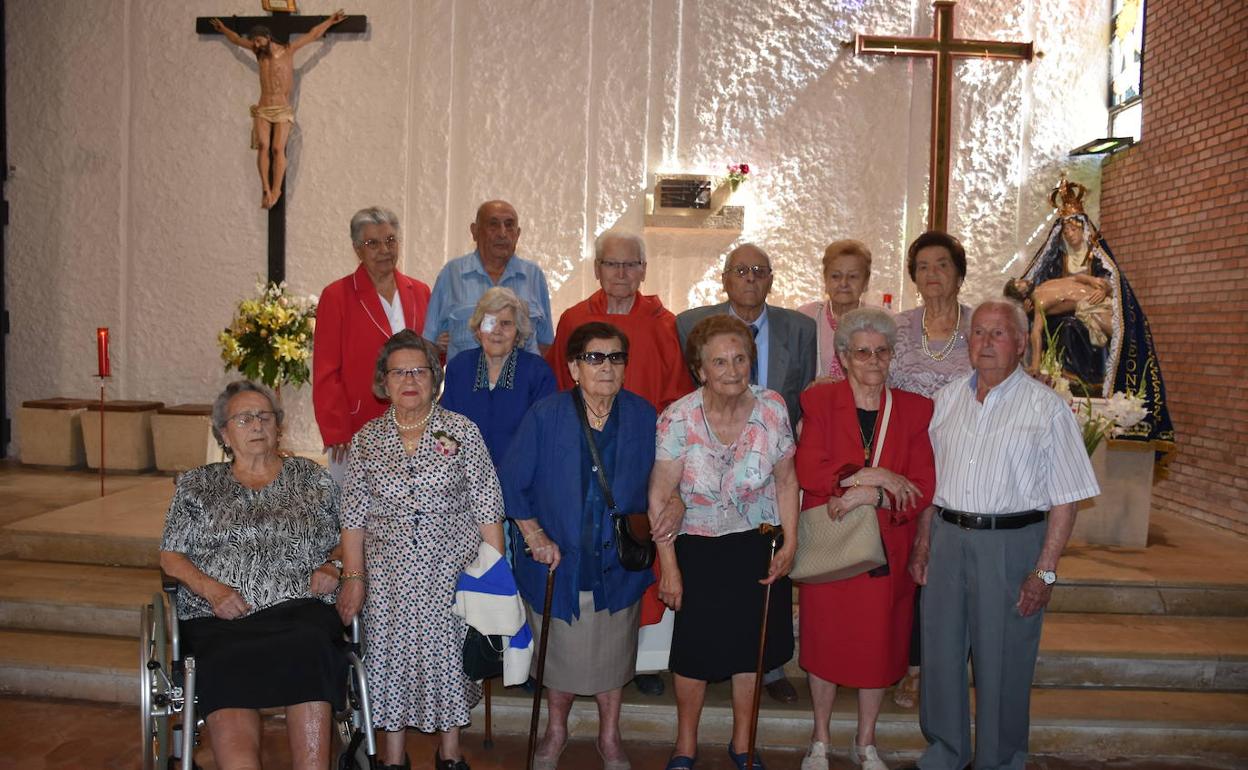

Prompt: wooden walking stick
xmin=746 ymin=524 xmax=782 ymax=768
xmin=526 ymin=567 xmax=557 ymax=770
xmin=482 ymin=678 xmax=494 ymax=749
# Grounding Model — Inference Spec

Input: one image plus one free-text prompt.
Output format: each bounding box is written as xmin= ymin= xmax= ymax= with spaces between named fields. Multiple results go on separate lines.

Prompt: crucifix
xmin=196 ymin=11 xmax=367 ymax=282
xmin=855 ymin=0 xmax=1033 ymax=232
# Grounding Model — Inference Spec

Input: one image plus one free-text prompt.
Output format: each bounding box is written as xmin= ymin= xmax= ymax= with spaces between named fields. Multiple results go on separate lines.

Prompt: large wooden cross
xmin=855 ymin=1 xmax=1033 ymax=232
xmin=196 ymin=13 xmax=366 ymax=282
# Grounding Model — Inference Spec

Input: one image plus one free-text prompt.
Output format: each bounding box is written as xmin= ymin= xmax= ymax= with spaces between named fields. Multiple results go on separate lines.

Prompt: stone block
xmin=17 ymin=398 xmax=95 ymax=467
xmin=152 ymin=404 xmax=224 ymax=473
xmin=1071 ymin=441 xmax=1156 ymax=548
xmin=80 ymin=401 xmax=164 ymax=472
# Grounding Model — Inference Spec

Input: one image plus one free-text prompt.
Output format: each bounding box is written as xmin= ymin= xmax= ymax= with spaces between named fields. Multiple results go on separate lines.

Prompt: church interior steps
xmin=0 ymin=465 xmax=1245 ymax=763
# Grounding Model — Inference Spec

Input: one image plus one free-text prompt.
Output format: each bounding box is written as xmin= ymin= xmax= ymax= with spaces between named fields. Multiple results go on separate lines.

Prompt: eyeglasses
xmin=386 ymin=367 xmax=433 ymax=380
xmin=227 ymin=410 xmax=277 ymax=428
xmin=360 ymin=235 xmax=399 ymax=251
xmin=576 ymin=351 xmax=628 ymax=366
xmin=848 ymin=346 xmax=893 ymax=362
xmin=597 ymin=259 xmax=645 ymax=272
xmin=725 ymin=265 xmax=773 ymax=279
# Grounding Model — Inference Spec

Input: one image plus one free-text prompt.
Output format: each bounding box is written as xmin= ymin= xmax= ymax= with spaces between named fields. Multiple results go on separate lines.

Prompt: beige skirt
xmin=526 ymin=591 xmax=640 ymax=696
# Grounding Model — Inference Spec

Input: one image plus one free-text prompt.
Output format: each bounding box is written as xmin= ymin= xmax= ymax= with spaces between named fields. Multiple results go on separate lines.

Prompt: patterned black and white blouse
xmin=161 ymin=457 xmax=340 ymax=620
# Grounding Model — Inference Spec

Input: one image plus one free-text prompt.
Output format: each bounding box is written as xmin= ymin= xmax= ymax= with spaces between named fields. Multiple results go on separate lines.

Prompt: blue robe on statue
xmin=1021 ymin=213 xmax=1175 ymax=461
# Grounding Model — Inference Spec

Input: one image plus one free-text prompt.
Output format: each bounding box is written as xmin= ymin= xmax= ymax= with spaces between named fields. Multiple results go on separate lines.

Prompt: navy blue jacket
xmin=500 ymin=389 xmax=656 ymax=622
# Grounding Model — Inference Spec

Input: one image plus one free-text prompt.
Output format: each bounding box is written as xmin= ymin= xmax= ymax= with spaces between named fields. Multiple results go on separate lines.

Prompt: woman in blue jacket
xmin=500 ymin=321 xmax=656 ymax=770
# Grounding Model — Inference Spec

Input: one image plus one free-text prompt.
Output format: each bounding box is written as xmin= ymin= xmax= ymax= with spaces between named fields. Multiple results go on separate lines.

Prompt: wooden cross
xmin=855 ymin=1 xmax=1033 ymax=232
xmin=196 ymin=13 xmax=366 ymax=283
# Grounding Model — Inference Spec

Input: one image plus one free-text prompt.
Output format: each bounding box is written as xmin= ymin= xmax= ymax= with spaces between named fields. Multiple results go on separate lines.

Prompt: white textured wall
xmin=5 ymin=0 xmax=1108 ymax=454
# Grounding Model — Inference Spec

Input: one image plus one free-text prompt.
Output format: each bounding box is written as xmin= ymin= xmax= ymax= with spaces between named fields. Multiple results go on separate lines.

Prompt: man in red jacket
xmin=547 ymin=229 xmax=694 ymax=697
xmin=313 ymin=206 xmax=431 ymax=482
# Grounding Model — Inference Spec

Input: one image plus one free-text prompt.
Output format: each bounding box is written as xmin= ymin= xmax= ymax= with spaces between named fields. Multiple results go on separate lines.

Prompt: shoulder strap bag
xmin=572 ymin=390 xmax=656 ymax=572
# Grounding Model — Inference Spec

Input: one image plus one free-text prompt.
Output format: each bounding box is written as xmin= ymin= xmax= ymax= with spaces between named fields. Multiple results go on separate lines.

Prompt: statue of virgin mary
xmin=1018 ymin=179 xmax=1175 ymax=458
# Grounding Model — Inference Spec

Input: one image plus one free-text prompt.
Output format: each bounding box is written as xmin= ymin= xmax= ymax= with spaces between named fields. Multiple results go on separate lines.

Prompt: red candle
xmin=97 ymin=327 xmax=111 ymax=378
xmin=882 ymin=293 xmax=894 ymax=310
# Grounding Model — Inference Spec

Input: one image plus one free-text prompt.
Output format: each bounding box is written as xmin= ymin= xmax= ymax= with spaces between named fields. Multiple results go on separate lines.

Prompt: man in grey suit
xmin=675 ymin=242 xmax=816 ymax=703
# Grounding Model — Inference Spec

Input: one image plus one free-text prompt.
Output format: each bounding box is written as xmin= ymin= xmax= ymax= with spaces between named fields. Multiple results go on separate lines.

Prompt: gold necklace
xmin=584 ymin=396 xmax=614 ymax=430
xmin=920 ymin=303 xmax=962 ymax=361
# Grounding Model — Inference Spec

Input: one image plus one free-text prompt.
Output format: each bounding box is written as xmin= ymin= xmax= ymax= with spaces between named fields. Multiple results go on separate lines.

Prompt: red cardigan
xmin=795 ymin=380 xmax=936 ymax=528
xmin=312 ymin=264 xmax=431 ymax=447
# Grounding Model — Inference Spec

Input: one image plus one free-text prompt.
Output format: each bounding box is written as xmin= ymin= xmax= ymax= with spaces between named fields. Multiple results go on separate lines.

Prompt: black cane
xmin=526 ymin=567 xmax=557 ymax=770
xmin=746 ymin=524 xmax=782 ymax=768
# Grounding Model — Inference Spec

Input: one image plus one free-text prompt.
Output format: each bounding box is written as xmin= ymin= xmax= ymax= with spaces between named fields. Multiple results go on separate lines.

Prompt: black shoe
xmin=633 ymin=673 xmax=665 ymax=696
xmin=763 ymin=676 xmax=798 ymax=704
xmin=433 ymin=748 xmax=470 ymax=770
xmin=380 ymin=755 xmax=411 ymax=770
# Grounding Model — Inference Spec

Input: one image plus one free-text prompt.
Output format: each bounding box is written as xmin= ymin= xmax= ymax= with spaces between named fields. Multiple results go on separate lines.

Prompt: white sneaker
xmin=799 ymin=741 xmax=829 ymax=770
xmin=850 ymin=739 xmax=889 ymax=770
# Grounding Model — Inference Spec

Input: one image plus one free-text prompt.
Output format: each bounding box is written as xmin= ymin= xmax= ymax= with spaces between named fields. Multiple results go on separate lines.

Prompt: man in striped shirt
xmin=903 ymin=300 xmax=1099 ymax=770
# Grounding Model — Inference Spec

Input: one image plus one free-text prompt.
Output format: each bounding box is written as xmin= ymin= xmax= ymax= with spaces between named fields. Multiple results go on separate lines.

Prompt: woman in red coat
xmin=313 ymin=206 xmax=430 ymax=482
xmin=794 ymin=308 xmax=935 ymax=770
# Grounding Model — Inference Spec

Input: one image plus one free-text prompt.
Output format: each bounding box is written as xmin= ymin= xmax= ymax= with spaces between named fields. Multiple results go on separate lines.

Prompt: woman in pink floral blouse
xmin=647 ymin=314 xmax=800 ymax=770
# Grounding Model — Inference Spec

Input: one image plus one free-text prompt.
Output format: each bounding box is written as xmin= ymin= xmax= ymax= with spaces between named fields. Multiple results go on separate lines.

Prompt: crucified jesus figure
xmin=210 ymin=11 xmax=347 ymax=209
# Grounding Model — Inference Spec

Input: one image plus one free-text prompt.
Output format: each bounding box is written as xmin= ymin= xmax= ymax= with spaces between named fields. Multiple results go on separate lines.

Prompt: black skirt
xmin=181 ymin=598 xmax=348 ymax=716
xmin=668 ymin=529 xmax=794 ymax=682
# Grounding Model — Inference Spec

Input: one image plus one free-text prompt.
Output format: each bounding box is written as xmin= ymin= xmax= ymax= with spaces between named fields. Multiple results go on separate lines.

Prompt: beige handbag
xmin=790 ymin=388 xmax=892 ymax=584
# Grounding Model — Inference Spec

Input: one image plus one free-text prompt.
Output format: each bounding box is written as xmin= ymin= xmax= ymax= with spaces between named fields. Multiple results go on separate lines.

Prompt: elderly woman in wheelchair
xmin=157 ymin=380 xmax=350 ymax=769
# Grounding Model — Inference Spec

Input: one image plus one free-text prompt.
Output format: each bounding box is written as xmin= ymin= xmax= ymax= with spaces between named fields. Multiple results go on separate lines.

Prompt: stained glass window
xmin=1108 ymin=0 xmax=1145 ymax=138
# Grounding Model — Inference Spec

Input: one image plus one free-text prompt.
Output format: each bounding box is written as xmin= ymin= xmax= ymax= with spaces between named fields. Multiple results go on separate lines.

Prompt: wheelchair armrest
xmin=160 ymin=569 xmax=179 ymax=595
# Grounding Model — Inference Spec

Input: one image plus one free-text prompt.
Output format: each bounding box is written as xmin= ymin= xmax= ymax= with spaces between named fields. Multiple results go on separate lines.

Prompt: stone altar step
xmin=0 ymin=628 xmax=134 ymax=704
xmin=0 ymin=560 xmax=159 ymax=637
xmin=468 ymin=684 xmax=1248 ymax=763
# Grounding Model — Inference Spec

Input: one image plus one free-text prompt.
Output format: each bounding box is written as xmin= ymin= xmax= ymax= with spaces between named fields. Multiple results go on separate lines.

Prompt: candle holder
xmin=96 ymin=327 xmax=112 ymax=496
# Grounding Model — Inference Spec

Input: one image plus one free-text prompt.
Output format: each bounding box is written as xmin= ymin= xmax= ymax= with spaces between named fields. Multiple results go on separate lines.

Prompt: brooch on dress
xmin=432 ymin=431 xmax=460 ymax=457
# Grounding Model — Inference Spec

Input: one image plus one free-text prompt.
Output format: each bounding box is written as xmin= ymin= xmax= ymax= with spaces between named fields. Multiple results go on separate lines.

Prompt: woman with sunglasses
xmin=500 ymin=321 xmax=657 ymax=770
xmin=794 ymin=308 xmax=936 ymax=770
xmin=337 ymin=330 xmax=506 ymax=770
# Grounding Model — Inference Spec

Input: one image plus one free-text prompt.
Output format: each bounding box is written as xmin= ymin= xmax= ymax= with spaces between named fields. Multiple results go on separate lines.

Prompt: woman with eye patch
xmin=793 ymin=308 xmax=936 ymax=770
xmin=499 ymin=321 xmax=657 ymax=770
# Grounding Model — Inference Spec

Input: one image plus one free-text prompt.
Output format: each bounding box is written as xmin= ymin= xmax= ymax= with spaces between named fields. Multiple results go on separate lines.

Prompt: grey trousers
xmin=917 ymin=514 xmax=1046 ymax=770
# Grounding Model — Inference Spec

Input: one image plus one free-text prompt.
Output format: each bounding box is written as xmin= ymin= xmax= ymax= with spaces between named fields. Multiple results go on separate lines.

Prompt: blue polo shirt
xmin=423 ymin=250 xmax=555 ymax=360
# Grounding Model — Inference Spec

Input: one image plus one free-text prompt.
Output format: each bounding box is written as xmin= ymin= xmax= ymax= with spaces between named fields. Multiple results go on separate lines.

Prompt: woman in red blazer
xmin=794 ymin=308 xmax=935 ymax=770
xmin=313 ymin=207 xmax=430 ymax=480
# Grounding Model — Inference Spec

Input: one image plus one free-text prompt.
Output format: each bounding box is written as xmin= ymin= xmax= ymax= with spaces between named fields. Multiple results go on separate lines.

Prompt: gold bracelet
xmin=340 ymin=571 xmax=366 ymax=583
xmin=523 ymin=528 xmax=545 ymax=542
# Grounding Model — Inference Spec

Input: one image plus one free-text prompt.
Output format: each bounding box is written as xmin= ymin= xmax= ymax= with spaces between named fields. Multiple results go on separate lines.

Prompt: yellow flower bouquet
xmin=218 ymin=280 xmax=317 ymax=389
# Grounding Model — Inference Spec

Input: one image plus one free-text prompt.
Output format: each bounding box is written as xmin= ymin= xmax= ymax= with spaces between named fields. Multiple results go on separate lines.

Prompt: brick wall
xmin=1099 ymin=0 xmax=1248 ymax=534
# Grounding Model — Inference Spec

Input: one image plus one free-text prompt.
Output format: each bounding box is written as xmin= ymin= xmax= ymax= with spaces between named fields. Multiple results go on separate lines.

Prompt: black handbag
xmin=461 ymin=625 xmax=504 ymax=681
xmin=572 ymin=390 xmax=656 ymax=572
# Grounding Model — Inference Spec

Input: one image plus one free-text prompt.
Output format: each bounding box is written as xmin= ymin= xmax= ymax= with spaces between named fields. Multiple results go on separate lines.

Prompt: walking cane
xmin=746 ymin=524 xmax=782 ymax=768
xmin=483 ymin=678 xmax=494 ymax=749
xmin=526 ymin=566 xmax=557 ymax=770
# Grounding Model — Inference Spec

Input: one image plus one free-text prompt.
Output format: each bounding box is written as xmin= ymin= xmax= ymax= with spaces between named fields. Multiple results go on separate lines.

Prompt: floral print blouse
xmin=656 ymin=386 xmax=795 ymax=538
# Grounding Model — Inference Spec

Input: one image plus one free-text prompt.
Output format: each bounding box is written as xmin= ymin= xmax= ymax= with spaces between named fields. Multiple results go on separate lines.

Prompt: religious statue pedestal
xmin=80 ymin=400 xmax=165 ymax=472
xmin=153 ymin=404 xmax=224 ymax=474
xmin=1071 ymin=441 xmax=1156 ymax=548
xmin=18 ymin=398 xmax=96 ymax=467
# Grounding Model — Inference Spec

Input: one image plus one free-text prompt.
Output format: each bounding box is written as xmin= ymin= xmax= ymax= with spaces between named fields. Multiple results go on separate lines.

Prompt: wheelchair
xmin=139 ymin=576 xmax=378 ymax=770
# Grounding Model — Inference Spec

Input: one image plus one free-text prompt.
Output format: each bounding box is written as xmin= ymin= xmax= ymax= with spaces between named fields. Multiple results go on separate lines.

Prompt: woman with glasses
xmin=337 ymin=330 xmax=505 ymax=770
xmin=160 ymin=380 xmax=345 ymax=770
xmin=313 ymin=206 xmax=432 ymax=485
xmin=793 ymin=309 xmax=936 ymax=770
xmin=499 ymin=321 xmax=657 ymax=770
xmin=649 ymin=314 xmax=799 ymax=770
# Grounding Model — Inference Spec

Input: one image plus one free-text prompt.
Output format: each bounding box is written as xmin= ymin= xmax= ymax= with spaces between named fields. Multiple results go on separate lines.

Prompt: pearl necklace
xmin=393 ymin=406 xmax=432 ymax=452
xmin=920 ymin=303 xmax=962 ymax=362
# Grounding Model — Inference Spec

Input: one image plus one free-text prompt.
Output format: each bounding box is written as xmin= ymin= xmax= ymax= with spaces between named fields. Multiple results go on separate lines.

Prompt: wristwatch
xmin=1033 ymin=568 xmax=1057 ymax=586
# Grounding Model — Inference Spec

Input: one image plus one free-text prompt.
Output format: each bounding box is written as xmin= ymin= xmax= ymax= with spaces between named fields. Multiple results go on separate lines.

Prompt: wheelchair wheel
xmin=139 ymin=593 xmax=172 ymax=770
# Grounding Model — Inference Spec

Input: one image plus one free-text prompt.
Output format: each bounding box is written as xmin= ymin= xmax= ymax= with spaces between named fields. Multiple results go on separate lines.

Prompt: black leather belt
xmin=940 ymin=508 xmax=1046 ymax=530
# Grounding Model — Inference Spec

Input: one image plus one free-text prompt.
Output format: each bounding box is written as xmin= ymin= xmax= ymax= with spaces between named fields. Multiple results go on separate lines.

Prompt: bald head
xmin=471 ymin=200 xmax=521 ymax=264
xmin=721 ymin=243 xmax=774 ymax=319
